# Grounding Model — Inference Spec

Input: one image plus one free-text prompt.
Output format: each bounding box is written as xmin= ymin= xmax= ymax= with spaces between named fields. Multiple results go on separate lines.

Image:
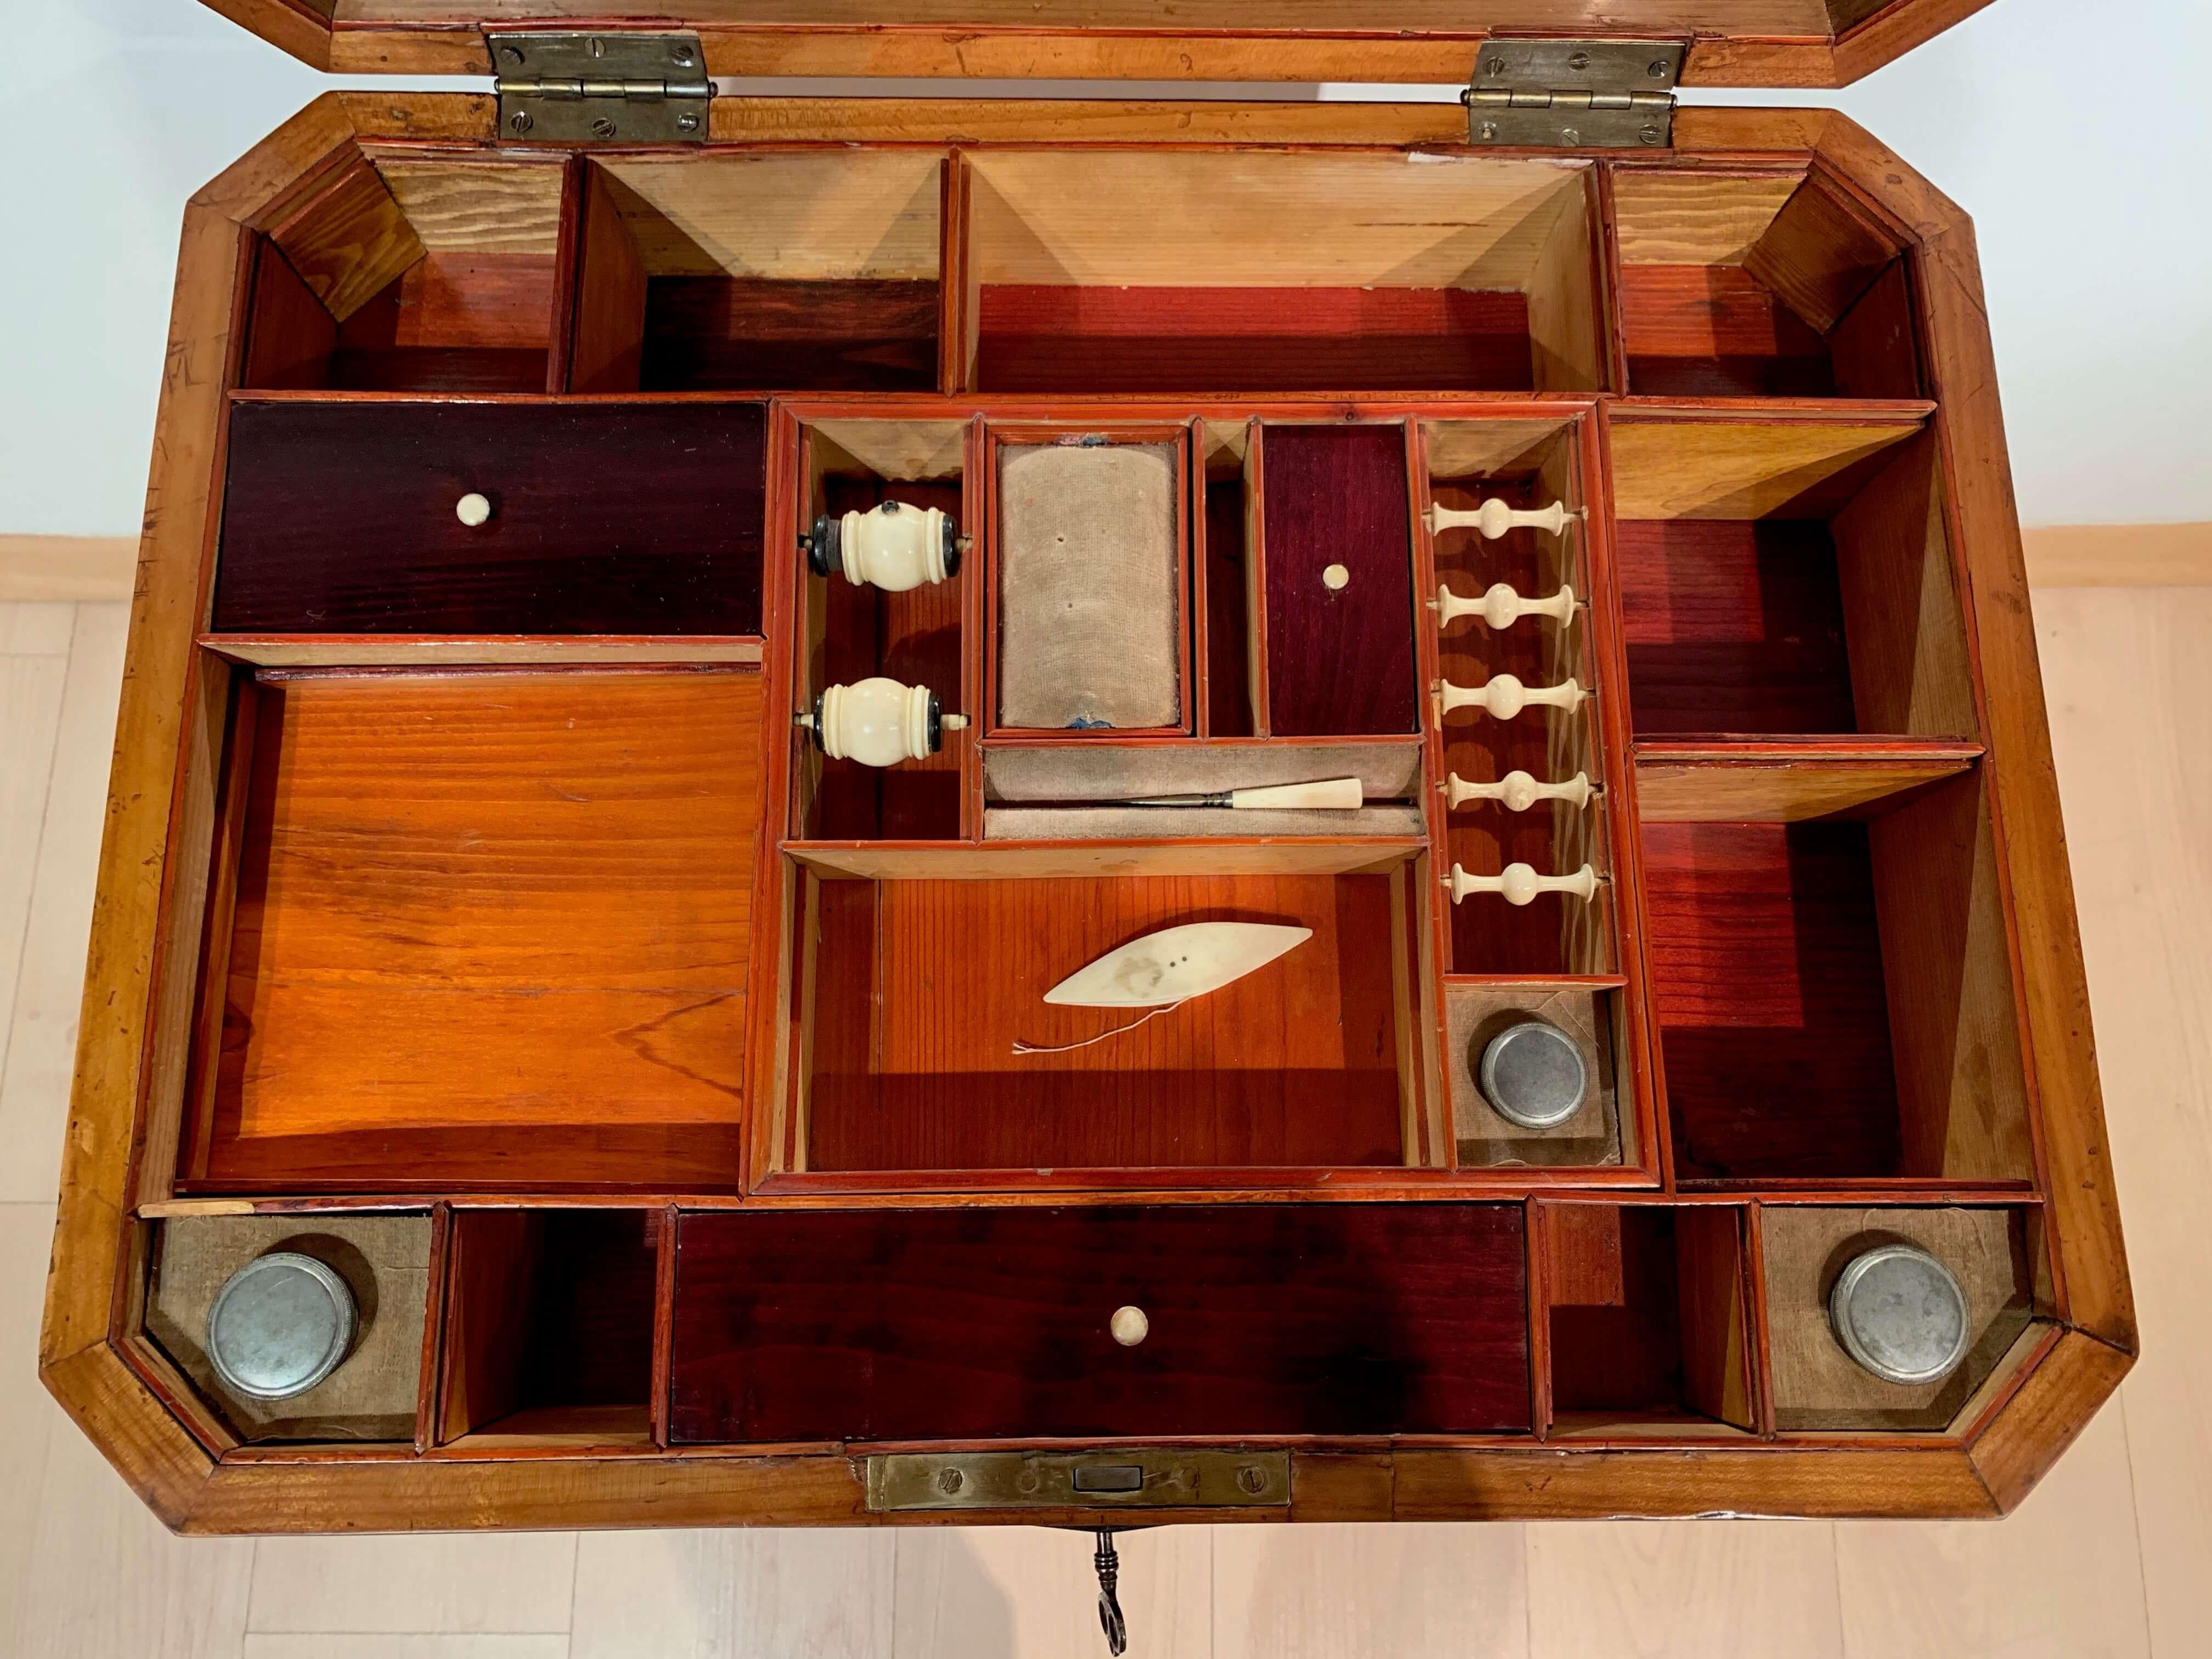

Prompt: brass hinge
xmin=490 ymin=31 xmax=714 ymax=144
xmin=1464 ymin=39 xmax=1685 ymax=149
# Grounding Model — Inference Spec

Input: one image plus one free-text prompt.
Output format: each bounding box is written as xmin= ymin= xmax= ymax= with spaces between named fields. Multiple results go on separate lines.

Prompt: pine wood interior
xmin=573 ymin=152 xmax=945 ymax=392
xmin=127 ymin=118 xmax=2084 ymax=1486
xmin=1542 ymin=1201 xmax=1754 ymax=1434
xmin=437 ymin=1208 xmax=663 ymax=1447
xmin=1641 ymin=770 xmax=2033 ymax=1184
xmin=1612 ymin=420 xmax=1977 ymax=742
xmin=964 ymin=151 xmax=1604 ymax=392
xmin=246 ymin=157 xmax=568 ymax=393
xmin=1612 ymin=170 xmax=1921 ymax=398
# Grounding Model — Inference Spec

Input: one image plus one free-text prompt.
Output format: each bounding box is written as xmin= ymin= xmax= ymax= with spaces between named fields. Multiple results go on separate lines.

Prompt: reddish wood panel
xmin=642 ymin=277 xmax=939 ymax=392
xmin=325 ymin=252 xmax=557 ymax=393
xmin=1260 ymin=424 xmax=1418 ymax=736
xmin=809 ymin=475 xmax=965 ymax=842
xmin=1546 ymin=1205 xmax=1684 ymax=1413
xmin=1614 ymin=518 xmax=1859 ymax=738
xmin=976 ymin=285 xmax=1534 ymax=393
xmin=239 ymin=240 xmax=338 ymax=391
xmin=181 ymin=670 xmax=761 ymax=1195
xmin=670 ymin=1204 xmax=1531 ymax=1442
xmin=1640 ymin=821 xmax=1902 ymax=1180
xmin=805 ymin=873 xmax=1406 ymax=1172
xmin=511 ymin=1210 xmax=660 ymax=1413
xmin=1202 ymin=477 xmax=1254 ymax=737
xmin=1618 ymin=265 xmax=1835 ymax=398
xmin=214 ymin=399 xmax=766 ymax=636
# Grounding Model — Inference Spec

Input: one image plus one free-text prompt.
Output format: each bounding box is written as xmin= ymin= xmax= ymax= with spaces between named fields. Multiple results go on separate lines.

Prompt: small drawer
xmin=670 ymin=1204 xmax=1530 ymax=1442
xmin=213 ymin=398 xmax=767 ymax=637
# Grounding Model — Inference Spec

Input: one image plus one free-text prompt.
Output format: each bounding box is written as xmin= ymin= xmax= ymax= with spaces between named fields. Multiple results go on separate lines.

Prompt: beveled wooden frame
xmin=41 ymin=91 xmax=2131 ymax=1533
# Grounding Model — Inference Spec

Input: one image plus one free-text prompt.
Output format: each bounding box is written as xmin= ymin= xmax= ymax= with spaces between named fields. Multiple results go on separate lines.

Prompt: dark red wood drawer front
xmin=669 ymin=1204 xmax=1530 ymax=1443
xmin=214 ymin=399 xmax=766 ymax=636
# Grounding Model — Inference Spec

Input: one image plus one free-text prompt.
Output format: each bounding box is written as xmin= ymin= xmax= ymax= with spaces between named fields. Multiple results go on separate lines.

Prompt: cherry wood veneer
xmin=38 ymin=90 xmax=2130 ymax=1537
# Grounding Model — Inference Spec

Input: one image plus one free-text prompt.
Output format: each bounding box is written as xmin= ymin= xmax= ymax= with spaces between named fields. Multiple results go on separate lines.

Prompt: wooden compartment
xmin=964 ymin=151 xmax=1604 ymax=393
xmin=1539 ymin=1201 xmax=1755 ymax=1435
xmin=1611 ymin=418 xmax=1976 ymax=742
xmin=1445 ymin=984 xmax=1629 ymax=1168
xmin=1641 ymin=771 xmax=2034 ymax=1184
xmin=144 ymin=1213 xmax=432 ymax=1443
xmin=795 ymin=419 xmax=972 ymax=841
xmin=1423 ymin=417 xmax=1611 ymax=974
xmin=1612 ymin=169 xmax=1920 ymax=398
xmin=670 ymin=1204 xmax=1531 ymax=1442
xmin=1760 ymin=1204 xmax=2043 ymax=1431
xmin=788 ymin=861 xmax=1430 ymax=1179
xmin=437 ymin=1209 xmax=663 ymax=1447
xmin=243 ymin=155 xmax=567 ymax=393
xmin=212 ymin=398 xmax=767 ymax=640
xmin=569 ymin=151 xmax=945 ymax=392
xmin=174 ymin=667 xmax=763 ymax=1195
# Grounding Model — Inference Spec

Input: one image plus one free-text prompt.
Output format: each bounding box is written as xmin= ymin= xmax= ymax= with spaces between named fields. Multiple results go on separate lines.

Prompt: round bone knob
xmin=1110 ymin=1305 xmax=1149 ymax=1347
xmin=455 ymin=492 xmax=492 ymax=528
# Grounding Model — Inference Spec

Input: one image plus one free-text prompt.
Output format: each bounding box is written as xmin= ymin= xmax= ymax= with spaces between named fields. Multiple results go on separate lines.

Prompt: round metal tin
xmin=1477 ymin=1020 xmax=1589 ymax=1130
xmin=205 ymin=1251 xmax=357 ymax=1401
xmin=1827 ymin=1244 xmax=1971 ymax=1386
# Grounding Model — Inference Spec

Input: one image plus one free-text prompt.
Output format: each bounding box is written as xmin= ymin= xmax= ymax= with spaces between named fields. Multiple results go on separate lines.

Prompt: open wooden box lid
xmin=212 ymin=0 xmax=1991 ymax=88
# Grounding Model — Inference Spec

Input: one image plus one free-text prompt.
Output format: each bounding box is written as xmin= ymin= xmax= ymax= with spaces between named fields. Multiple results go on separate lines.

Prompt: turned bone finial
xmin=1441 ymin=770 xmax=1595 ymax=812
xmin=455 ymin=492 xmax=492 ymax=528
xmin=1425 ymin=498 xmax=1575 ymax=539
xmin=1436 ymin=674 xmax=1591 ymax=720
xmin=1430 ymin=580 xmax=1576 ymax=631
xmin=1441 ymin=862 xmax=1602 ymax=906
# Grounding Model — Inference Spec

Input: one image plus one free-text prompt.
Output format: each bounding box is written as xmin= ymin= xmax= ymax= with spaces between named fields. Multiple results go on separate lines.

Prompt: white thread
xmin=1014 ymin=1000 xmax=1188 ymax=1055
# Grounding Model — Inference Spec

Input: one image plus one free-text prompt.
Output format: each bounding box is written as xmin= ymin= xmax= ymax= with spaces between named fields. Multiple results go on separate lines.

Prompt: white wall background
xmin=4 ymin=0 xmax=2207 ymax=536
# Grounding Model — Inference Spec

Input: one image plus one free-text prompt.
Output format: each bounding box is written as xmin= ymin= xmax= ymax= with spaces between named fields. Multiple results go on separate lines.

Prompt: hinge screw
xmin=1567 ymin=50 xmax=1590 ymax=70
xmin=508 ymin=110 xmax=533 ymax=134
xmin=1639 ymin=125 xmax=1663 ymax=145
xmin=591 ymin=116 xmax=618 ymax=139
xmin=1479 ymin=120 xmax=1498 ymax=140
xmin=1236 ymin=1466 xmax=1268 ymax=1494
xmin=1483 ymin=55 xmax=1506 ymax=76
xmin=1560 ymin=127 xmax=1580 ymax=145
xmin=678 ymin=112 xmax=701 ymax=133
xmin=936 ymin=1468 xmax=964 ymax=1494
xmin=673 ymin=44 xmax=696 ymax=66
xmin=499 ymin=44 xmax=524 ymax=66
xmin=1648 ymin=59 xmax=1669 ymax=78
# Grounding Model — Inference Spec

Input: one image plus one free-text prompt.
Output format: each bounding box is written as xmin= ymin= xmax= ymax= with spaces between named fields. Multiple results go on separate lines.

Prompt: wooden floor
xmin=2 ymin=589 xmax=2206 ymax=1656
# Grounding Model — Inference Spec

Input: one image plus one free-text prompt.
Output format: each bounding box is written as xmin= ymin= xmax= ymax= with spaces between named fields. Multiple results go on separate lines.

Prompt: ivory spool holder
xmin=1442 ymin=862 xmax=1602 ymax=906
xmin=1430 ymin=582 xmax=1576 ymax=631
xmin=1443 ymin=770 xmax=1595 ymax=812
xmin=1437 ymin=675 xmax=1591 ymax=720
xmin=804 ymin=500 xmax=967 ymax=592
xmin=797 ymin=678 xmax=969 ymax=768
xmin=1424 ymin=498 xmax=1575 ymax=540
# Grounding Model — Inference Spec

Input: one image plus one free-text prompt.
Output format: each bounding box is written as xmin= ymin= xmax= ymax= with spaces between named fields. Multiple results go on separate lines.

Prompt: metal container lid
xmin=1828 ymin=1244 xmax=1971 ymax=1386
xmin=1477 ymin=1020 xmax=1589 ymax=1130
xmin=205 ymin=1251 xmax=357 ymax=1401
